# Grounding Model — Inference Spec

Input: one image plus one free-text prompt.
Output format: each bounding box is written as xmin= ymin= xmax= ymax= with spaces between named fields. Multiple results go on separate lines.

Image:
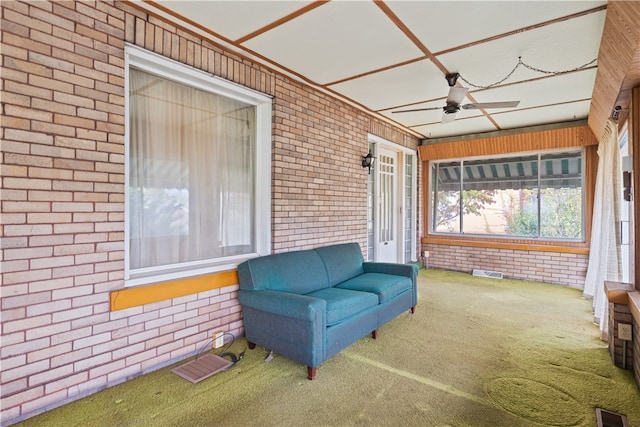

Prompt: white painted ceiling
xmin=150 ymin=0 xmax=607 ymax=140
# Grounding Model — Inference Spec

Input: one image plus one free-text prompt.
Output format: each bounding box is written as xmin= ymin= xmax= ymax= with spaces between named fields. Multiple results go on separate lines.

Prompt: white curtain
xmin=129 ymin=69 xmax=255 ymax=271
xmin=583 ymin=119 xmax=622 ymax=340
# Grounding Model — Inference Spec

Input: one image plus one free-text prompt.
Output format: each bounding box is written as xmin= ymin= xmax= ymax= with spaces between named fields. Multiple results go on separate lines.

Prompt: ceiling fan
xmin=392 ymin=73 xmax=520 ymax=124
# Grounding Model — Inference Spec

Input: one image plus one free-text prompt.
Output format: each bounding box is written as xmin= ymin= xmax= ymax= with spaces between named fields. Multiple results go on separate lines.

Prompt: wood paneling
xmin=589 ymin=1 xmax=640 ymax=140
xmin=418 ymin=124 xmax=597 ymax=160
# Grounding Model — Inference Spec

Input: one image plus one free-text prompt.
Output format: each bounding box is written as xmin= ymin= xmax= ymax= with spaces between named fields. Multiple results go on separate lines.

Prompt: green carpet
xmin=18 ymin=269 xmax=640 ymax=426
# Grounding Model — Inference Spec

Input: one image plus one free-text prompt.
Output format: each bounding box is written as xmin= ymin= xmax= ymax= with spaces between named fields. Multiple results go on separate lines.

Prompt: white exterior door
xmin=376 ymin=146 xmax=399 ymax=262
xmin=366 ymin=135 xmax=417 ymax=264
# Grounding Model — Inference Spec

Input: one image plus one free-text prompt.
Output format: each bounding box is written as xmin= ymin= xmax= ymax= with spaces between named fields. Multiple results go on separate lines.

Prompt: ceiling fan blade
xmin=461 ymin=101 xmax=520 ymax=110
xmin=441 ymin=111 xmax=457 ymax=124
xmin=391 ymin=106 xmax=442 ymax=113
xmin=446 ymin=87 xmax=468 ymax=105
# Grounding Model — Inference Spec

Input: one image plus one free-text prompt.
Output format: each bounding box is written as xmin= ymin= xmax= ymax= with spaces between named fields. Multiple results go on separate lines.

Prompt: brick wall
xmin=272 ymin=77 xmax=370 ymax=252
xmin=0 ymin=1 xmax=420 ymax=424
xmin=423 ymin=243 xmax=589 ymax=287
xmin=271 ymin=85 xmax=420 ymax=253
xmin=608 ymin=302 xmax=634 ymax=370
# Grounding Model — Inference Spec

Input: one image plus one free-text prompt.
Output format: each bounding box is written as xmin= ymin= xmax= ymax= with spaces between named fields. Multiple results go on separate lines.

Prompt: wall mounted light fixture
xmin=361 ymin=151 xmax=375 ymax=174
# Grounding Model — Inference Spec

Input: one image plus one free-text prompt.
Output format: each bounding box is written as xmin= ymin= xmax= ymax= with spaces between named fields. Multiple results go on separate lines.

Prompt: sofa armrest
xmin=362 ymin=262 xmax=418 ymax=279
xmin=239 ymin=289 xmax=327 ymax=368
xmin=238 ymin=290 xmax=326 ymax=321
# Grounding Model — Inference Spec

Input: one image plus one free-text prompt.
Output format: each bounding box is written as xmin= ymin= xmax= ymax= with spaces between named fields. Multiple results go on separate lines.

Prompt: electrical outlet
xmin=213 ymin=332 xmax=224 ymax=348
xmin=618 ymin=323 xmax=632 ymax=341
xmin=423 ymin=251 xmax=430 ymax=258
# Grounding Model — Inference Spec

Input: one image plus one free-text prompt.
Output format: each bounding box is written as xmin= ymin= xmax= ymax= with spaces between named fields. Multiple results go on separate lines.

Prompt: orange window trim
xmin=422 ymin=236 xmax=589 ymax=255
xmin=110 ymin=270 xmax=239 ymax=311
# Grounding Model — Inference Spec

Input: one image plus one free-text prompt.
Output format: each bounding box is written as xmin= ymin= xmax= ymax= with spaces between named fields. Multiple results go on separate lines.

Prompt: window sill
xmin=422 ymin=235 xmax=589 ymax=255
xmin=110 ymin=269 xmax=239 ymax=311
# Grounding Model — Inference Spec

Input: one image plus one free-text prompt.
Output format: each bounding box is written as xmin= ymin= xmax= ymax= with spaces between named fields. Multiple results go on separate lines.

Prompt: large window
xmin=125 ymin=46 xmax=271 ymax=286
xmin=430 ymin=150 xmax=584 ymax=241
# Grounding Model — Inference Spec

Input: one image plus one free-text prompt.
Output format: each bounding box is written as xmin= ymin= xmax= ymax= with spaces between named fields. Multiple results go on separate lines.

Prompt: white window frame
xmin=124 ymin=44 xmax=272 ymax=287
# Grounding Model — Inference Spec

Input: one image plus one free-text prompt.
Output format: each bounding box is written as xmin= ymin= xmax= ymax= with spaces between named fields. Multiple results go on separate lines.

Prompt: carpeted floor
xmin=17 ymin=269 xmax=640 ymax=426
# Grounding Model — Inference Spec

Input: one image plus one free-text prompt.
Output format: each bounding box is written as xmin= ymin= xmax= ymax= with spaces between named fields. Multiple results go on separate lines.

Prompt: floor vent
xmin=596 ymin=408 xmax=629 ymax=427
xmin=472 ymin=269 xmax=503 ymax=279
xmin=171 ymin=353 xmax=232 ymax=384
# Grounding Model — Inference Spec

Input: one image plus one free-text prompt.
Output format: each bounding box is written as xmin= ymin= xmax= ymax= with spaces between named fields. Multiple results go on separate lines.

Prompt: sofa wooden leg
xmin=410 ymin=306 xmax=416 ymax=314
xmin=372 ymin=329 xmax=379 ymax=340
xmin=307 ymin=366 xmax=316 ymax=380
xmin=247 ymin=341 xmax=256 ymax=349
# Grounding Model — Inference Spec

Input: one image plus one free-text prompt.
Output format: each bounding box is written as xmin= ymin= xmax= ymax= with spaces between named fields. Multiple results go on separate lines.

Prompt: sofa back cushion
xmin=314 ymin=243 xmax=365 ymax=286
xmin=237 ymin=249 xmax=330 ymax=294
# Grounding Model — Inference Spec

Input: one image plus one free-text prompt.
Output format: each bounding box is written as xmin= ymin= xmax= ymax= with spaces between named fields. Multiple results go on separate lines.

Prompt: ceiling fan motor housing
xmin=444 ymin=103 xmax=460 ymax=114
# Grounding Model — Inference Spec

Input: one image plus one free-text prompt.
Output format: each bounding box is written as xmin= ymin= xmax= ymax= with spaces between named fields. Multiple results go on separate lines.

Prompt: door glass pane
xmin=404 ymin=153 xmax=413 ymax=262
xmin=379 ymin=153 xmax=395 ymax=242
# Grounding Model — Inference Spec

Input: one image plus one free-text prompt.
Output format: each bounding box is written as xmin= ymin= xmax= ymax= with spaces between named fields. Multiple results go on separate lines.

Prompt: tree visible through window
xmin=430 ymin=151 xmax=584 ymax=241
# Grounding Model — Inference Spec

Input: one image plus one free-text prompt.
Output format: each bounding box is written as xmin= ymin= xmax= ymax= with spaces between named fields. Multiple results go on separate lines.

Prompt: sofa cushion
xmin=237 ymin=250 xmax=329 ymax=294
xmin=315 ymin=243 xmax=365 ymax=286
xmin=336 ymin=273 xmax=412 ymax=304
xmin=305 ymin=288 xmax=378 ymax=326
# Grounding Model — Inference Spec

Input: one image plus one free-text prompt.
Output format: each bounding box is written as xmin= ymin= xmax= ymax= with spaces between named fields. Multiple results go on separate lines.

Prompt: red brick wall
xmin=0 ymin=1 xmax=419 ymax=423
xmin=423 ymin=244 xmax=588 ymax=287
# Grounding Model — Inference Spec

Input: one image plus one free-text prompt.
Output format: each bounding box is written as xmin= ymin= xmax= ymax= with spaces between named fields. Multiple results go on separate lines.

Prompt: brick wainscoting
xmin=423 ymin=244 xmax=588 ymax=287
xmin=605 ymin=284 xmax=639 ymax=390
xmin=608 ymin=301 xmax=635 ymax=370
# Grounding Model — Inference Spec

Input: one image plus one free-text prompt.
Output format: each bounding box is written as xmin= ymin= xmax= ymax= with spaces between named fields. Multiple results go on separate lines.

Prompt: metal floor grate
xmin=171 ymin=353 xmax=232 ymax=384
xmin=472 ymin=269 xmax=503 ymax=279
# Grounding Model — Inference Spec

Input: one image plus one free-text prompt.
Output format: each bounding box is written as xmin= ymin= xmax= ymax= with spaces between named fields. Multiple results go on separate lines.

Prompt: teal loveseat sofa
xmin=237 ymin=242 xmax=418 ymax=379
